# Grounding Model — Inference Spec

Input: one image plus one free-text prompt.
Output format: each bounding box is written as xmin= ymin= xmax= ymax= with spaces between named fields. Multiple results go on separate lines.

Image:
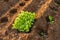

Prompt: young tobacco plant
xmin=12 ymin=11 xmax=35 ymax=32
xmin=48 ymin=16 xmax=54 ymax=24
xmin=40 ymin=32 xmax=44 ymax=36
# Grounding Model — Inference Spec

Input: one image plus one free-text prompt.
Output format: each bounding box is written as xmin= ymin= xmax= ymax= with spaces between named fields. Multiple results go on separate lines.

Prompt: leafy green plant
xmin=48 ymin=16 xmax=54 ymax=24
xmin=12 ymin=11 xmax=35 ymax=32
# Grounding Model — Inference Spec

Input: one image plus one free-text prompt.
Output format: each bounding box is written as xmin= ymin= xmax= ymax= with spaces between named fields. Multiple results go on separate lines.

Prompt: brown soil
xmin=0 ymin=0 xmax=60 ymax=40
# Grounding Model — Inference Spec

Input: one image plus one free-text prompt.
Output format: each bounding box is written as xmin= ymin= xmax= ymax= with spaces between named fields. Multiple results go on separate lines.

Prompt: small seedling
xmin=39 ymin=31 xmax=44 ymax=36
xmin=55 ymin=0 xmax=60 ymax=6
xmin=55 ymin=2 xmax=59 ymax=6
xmin=12 ymin=11 xmax=35 ymax=32
xmin=48 ymin=16 xmax=54 ymax=24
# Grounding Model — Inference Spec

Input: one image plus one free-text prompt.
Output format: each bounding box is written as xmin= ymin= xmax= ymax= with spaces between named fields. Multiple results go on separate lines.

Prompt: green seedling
xmin=48 ymin=16 xmax=54 ymax=24
xmin=12 ymin=11 xmax=35 ymax=32
xmin=40 ymin=32 xmax=44 ymax=36
xmin=55 ymin=1 xmax=60 ymax=6
xmin=55 ymin=2 xmax=59 ymax=6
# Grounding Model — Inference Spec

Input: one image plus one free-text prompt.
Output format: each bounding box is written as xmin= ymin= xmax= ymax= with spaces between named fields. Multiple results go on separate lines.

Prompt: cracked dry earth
xmin=0 ymin=0 xmax=60 ymax=40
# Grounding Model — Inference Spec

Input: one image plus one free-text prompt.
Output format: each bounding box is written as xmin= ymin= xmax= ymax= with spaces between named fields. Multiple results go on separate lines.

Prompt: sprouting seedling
xmin=39 ymin=31 xmax=44 ymax=36
xmin=55 ymin=0 xmax=60 ymax=6
xmin=12 ymin=11 xmax=35 ymax=32
xmin=48 ymin=15 xmax=54 ymax=24
xmin=55 ymin=2 xmax=58 ymax=6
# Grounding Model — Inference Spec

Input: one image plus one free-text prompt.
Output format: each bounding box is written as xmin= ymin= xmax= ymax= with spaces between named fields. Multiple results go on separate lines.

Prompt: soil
xmin=0 ymin=0 xmax=60 ymax=40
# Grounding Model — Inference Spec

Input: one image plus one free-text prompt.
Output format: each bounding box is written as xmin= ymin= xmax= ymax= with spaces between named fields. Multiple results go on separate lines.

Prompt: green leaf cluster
xmin=12 ymin=11 xmax=35 ymax=32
